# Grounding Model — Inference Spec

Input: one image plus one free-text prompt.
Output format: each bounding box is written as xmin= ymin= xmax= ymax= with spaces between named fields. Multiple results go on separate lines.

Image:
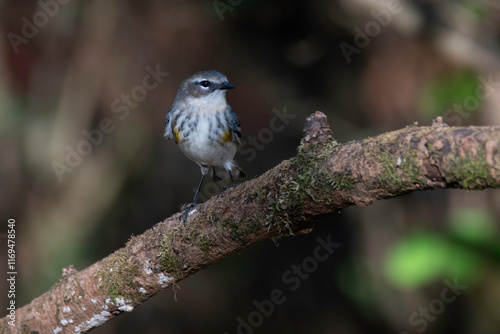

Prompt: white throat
xmin=191 ymin=90 xmax=228 ymax=113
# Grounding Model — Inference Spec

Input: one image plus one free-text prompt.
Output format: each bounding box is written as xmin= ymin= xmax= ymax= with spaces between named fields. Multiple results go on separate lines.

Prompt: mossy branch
xmin=2 ymin=112 xmax=499 ymax=333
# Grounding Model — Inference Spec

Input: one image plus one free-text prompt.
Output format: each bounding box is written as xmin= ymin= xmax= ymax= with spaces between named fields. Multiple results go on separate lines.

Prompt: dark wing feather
xmin=226 ymin=106 xmax=242 ymax=144
xmin=164 ymin=108 xmax=176 ymax=141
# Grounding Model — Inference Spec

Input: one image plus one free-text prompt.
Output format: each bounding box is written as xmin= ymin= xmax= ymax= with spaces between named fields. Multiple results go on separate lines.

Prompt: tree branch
xmin=2 ymin=112 xmax=499 ymax=333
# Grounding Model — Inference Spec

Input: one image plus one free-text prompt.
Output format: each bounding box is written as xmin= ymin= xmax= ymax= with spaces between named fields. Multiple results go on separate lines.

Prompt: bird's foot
xmin=222 ymin=184 xmax=237 ymax=192
xmin=181 ymin=200 xmax=199 ymax=211
xmin=180 ymin=201 xmax=199 ymax=226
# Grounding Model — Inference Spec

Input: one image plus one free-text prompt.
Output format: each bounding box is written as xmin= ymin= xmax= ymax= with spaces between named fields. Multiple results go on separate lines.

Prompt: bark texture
xmin=2 ymin=112 xmax=499 ymax=333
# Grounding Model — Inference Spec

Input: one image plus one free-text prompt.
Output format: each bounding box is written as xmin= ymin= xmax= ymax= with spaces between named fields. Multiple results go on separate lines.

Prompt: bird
xmin=164 ymin=70 xmax=245 ymax=209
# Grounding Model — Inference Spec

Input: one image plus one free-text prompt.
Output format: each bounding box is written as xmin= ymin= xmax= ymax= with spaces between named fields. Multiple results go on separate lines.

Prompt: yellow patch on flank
xmin=173 ymin=128 xmax=182 ymax=143
xmin=220 ymin=131 xmax=232 ymax=143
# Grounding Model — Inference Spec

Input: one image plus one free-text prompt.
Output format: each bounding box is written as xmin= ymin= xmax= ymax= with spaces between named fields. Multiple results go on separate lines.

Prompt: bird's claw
xmin=222 ymin=184 xmax=236 ymax=191
xmin=180 ymin=201 xmax=199 ymax=226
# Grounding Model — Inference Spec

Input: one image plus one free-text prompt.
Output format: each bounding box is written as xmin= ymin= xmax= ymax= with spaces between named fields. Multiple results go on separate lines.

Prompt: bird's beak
xmin=219 ymin=82 xmax=236 ymax=90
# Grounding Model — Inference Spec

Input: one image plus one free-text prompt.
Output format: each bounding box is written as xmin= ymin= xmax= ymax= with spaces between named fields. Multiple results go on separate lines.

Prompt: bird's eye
xmin=200 ymin=80 xmax=210 ymax=88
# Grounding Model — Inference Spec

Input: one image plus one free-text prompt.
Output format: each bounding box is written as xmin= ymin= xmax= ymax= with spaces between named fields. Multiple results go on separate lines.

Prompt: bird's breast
xmin=174 ymin=109 xmax=236 ymax=166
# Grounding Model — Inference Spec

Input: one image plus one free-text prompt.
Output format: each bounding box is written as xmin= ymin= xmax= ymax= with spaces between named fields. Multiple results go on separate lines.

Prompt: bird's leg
xmin=222 ymin=170 xmax=236 ymax=191
xmin=192 ymin=174 xmax=206 ymax=205
xmin=181 ymin=173 xmax=206 ymax=225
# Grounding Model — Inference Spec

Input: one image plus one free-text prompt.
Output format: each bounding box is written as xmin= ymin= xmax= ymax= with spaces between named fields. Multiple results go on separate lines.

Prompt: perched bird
xmin=164 ymin=70 xmax=245 ymax=207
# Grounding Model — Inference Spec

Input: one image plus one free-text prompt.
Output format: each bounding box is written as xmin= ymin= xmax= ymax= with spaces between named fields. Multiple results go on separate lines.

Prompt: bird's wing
xmin=164 ymin=108 xmax=176 ymax=142
xmin=227 ymin=106 xmax=242 ymax=145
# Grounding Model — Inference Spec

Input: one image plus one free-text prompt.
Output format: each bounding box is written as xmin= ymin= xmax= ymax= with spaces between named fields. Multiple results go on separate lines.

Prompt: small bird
xmin=164 ymin=70 xmax=245 ymax=208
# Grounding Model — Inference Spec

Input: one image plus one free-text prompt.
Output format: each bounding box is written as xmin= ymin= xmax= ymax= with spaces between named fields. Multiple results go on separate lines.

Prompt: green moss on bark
xmin=94 ymin=249 xmax=141 ymax=303
xmin=159 ymin=229 xmax=185 ymax=278
xmin=446 ymin=147 xmax=497 ymax=189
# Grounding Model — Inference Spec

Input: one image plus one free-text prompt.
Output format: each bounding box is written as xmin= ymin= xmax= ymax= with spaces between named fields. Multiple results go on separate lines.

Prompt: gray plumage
xmin=164 ymin=70 xmax=245 ymax=205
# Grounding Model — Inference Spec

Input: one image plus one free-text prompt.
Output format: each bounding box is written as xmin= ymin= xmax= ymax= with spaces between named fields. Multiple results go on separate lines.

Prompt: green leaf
xmin=448 ymin=209 xmax=498 ymax=244
xmin=384 ymin=233 xmax=447 ymax=288
xmin=384 ymin=232 xmax=481 ymax=289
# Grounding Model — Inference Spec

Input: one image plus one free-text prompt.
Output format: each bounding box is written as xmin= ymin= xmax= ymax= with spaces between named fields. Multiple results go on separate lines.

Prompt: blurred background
xmin=1 ymin=0 xmax=500 ymax=333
